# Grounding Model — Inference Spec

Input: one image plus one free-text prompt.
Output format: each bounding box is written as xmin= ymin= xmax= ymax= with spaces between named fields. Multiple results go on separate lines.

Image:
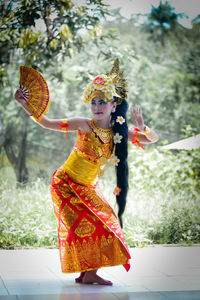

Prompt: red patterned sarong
xmin=51 ymin=167 xmax=131 ymax=273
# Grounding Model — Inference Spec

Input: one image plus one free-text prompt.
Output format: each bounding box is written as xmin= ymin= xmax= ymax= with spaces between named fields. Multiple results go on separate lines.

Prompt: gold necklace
xmin=87 ymin=119 xmax=115 ymax=176
xmin=89 ymin=119 xmax=113 ymax=143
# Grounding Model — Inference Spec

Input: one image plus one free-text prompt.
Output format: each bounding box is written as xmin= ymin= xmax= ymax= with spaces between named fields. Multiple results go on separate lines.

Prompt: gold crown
xmin=83 ymin=59 xmax=127 ymax=105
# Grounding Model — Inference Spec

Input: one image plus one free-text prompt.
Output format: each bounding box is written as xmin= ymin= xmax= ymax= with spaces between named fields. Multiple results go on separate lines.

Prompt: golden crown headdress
xmin=83 ymin=59 xmax=127 ymax=105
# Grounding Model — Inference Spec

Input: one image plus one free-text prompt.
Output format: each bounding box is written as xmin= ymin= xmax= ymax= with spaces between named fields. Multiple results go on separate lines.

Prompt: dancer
xmin=15 ymin=59 xmax=159 ymax=285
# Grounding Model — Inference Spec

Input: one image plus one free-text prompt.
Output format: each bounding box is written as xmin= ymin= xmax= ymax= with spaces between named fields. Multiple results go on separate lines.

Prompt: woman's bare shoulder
xmin=78 ymin=117 xmax=91 ymax=131
xmin=67 ymin=117 xmax=91 ymax=131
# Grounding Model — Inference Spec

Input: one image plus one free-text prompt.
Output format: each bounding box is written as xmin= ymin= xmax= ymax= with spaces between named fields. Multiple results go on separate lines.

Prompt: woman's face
xmin=91 ymin=97 xmax=116 ymax=121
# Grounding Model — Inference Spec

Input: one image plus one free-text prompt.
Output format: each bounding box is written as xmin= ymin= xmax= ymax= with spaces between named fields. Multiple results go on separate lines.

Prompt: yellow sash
xmin=62 ymin=150 xmax=99 ymax=186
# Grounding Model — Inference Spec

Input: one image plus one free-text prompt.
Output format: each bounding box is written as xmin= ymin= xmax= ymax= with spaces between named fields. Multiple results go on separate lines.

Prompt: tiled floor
xmin=0 ymin=246 xmax=200 ymax=299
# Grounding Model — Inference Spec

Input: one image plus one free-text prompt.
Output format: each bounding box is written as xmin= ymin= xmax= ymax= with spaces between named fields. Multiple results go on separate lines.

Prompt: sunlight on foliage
xmin=0 ymin=178 xmax=58 ymax=249
xmin=0 ymin=147 xmax=199 ymax=249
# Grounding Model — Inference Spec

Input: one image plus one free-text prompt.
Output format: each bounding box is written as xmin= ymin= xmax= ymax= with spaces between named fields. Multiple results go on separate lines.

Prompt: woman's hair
xmin=111 ymin=97 xmax=129 ymax=228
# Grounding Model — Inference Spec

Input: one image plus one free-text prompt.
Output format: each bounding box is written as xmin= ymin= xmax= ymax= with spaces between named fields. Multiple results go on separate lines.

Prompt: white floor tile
xmin=0 ymin=289 xmax=9 ymax=296
xmin=172 ymin=276 xmax=200 ymax=290
xmin=113 ymin=291 xmax=167 ymax=300
xmin=161 ymin=290 xmax=200 ymax=299
xmin=0 ymin=247 xmax=200 ymax=298
xmin=18 ymin=293 xmax=119 ymax=300
xmin=4 ymin=279 xmax=62 ymax=288
xmin=136 ymin=276 xmax=190 ymax=292
xmin=8 ymin=287 xmax=78 ymax=296
xmin=0 ymin=279 xmax=6 ymax=290
xmin=0 ymin=296 xmax=18 ymax=300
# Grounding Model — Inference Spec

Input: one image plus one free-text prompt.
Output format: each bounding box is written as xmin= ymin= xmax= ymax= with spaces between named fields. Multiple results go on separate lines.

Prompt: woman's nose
xmin=95 ymin=103 xmax=101 ymax=110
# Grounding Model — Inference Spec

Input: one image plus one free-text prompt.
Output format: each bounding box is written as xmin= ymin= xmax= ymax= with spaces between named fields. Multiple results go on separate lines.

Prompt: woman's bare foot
xmin=82 ymin=270 xmax=113 ymax=285
xmin=75 ymin=272 xmax=86 ymax=283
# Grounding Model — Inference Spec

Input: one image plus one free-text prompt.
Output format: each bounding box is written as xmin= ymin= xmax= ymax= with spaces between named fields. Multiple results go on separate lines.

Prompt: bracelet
xmin=131 ymin=127 xmax=145 ymax=150
xmin=143 ymin=125 xmax=150 ymax=136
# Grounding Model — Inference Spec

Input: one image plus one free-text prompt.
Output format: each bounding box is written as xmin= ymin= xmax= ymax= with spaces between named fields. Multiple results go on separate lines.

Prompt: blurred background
xmin=0 ymin=0 xmax=200 ymax=249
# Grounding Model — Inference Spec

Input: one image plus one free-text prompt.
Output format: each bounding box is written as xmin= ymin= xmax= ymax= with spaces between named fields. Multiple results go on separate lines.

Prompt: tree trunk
xmin=16 ymin=115 xmax=29 ymax=185
xmin=3 ymin=113 xmax=29 ymax=186
xmin=0 ymin=118 xmax=6 ymax=148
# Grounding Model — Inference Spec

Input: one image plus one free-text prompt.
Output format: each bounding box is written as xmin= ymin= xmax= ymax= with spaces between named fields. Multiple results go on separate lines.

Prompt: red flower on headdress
xmin=93 ymin=76 xmax=105 ymax=86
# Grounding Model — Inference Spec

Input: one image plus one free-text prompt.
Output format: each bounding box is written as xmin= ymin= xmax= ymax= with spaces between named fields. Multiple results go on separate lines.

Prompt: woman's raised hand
xmin=130 ymin=104 xmax=145 ymax=132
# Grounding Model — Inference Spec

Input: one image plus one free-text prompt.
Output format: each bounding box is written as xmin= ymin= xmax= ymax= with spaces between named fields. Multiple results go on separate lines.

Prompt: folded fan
xmin=19 ymin=66 xmax=50 ymax=121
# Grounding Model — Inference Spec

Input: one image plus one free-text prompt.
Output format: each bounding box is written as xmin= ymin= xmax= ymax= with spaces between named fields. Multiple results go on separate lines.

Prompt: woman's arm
xmin=14 ymin=89 xmax=90 ymax=132
xmin=38 ymin=116 xmax=90 ymax=132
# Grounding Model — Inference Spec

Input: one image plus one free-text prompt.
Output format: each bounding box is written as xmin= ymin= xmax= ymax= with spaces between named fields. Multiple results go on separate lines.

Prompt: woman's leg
xmin=82 ymin=269 xmax=113 ymax=285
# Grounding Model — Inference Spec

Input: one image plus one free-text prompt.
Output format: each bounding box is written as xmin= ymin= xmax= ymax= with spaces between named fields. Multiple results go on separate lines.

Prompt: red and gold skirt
xmin=51 ymin=166 xmax=131 ymax=273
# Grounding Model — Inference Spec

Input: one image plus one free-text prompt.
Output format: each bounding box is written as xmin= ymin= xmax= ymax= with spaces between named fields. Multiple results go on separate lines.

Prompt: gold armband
xmin=144 ymin=126 xmax=150 ymax=136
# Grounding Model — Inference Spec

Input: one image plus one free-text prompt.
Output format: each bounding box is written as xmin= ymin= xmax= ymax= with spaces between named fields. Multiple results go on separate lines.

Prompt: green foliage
xmin=1 ymin=3 xmax=200 ymax=184
xmin=0 ymin=0 xmax=110 ymax=184
xmin=104 ymin=12 xmax=200 ymax=137
xmin=0 ymin=174 xmax=57 ymax=248
xmin=123 ymin=145 xmax=200 ymax=247
xmin=0 ymin=146 xmax=199 ymax=248
xmin=0 ymin=0 xmax=109 ymax=78
xmin=0 ymin=3 xmax=200 ymax=247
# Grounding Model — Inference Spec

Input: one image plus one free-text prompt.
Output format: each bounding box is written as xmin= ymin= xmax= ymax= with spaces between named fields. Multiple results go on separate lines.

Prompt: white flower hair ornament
xmin=113 ymin=156 xmax=120 ymax=166
xmin=116 ymin=116 xmax=125 ymax=125
xmin=113 ymin=133 xmax=123 ymax=144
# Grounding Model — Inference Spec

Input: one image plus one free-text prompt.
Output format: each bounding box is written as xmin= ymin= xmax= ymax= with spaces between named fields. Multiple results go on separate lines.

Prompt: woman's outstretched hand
xmin=131 ymin=104 xmax=145 ymax=132
xmin=15 ymin=89 xmax=26 ymax=106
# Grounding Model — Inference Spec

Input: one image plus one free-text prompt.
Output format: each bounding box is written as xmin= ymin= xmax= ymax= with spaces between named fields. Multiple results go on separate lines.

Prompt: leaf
xmin=59 ymin=24 xmax=72 ymax=42
xmin=49 ymin=38 xmax=59 ymax=50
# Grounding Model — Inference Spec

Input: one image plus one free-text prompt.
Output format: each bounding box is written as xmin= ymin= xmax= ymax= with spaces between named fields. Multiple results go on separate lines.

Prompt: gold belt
xmin=62 ymin=151 xmax=99 ymax=186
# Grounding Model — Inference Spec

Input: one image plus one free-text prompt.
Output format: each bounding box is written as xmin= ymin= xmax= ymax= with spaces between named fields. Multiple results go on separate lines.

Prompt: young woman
xmin=15 ymin=60 xmax=159 ymax=285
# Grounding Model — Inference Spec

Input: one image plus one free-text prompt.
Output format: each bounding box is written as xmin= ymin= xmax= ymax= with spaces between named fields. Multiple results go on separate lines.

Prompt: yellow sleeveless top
xmin=62 ymin=119 xmax=114 ymax=186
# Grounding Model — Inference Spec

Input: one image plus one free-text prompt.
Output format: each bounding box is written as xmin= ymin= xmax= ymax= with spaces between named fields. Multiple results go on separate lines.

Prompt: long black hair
xmin=111 ymin=98 xmax=129 ymax=228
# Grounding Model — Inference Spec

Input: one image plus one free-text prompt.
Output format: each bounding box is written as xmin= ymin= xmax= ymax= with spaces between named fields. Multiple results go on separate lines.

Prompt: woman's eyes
xmin=91 ymin=101 xmax=106 ymax=105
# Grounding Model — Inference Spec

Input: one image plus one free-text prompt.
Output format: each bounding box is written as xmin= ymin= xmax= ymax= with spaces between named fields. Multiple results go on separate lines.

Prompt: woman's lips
xmin=95 ymin=112 xmax=103 ymax=114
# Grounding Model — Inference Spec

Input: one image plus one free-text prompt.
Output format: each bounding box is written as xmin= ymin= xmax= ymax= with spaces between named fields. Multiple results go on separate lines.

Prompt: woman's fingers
xmin=135 ymin=104 xmax=139 ymax=115
xmin=131 ymin=105 xmax=145 ymax=129
xmin=139 ymin=107 xmax=143 ymax=118
xmin=130 ymin=106 xmax=133 ymax=115
xmin=131 ymin=106 xmax=136 ymax=126
xmin=15 ymin=89 xmax=25 ymax=104
xmin=131 ymin=106 xmax=135 ymax=119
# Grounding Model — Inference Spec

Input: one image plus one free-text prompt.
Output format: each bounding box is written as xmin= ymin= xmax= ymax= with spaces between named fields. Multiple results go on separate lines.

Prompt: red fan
xmin=19 ymin=66 xmax=50 ymax=121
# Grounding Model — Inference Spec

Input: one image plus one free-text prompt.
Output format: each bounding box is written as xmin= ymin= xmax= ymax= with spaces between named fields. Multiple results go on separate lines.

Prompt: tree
xmin=141 ymin=1 xmax=185 ymax=45
xmin=0 ymin=0 xmax=109 ymax=185
xmin=103 ymin=8 xmax=200 ymax=139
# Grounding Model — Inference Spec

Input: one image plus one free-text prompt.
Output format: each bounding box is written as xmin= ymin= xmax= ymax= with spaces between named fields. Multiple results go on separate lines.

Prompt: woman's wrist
xmin=143 ymin=126 xmax=159 ymax=142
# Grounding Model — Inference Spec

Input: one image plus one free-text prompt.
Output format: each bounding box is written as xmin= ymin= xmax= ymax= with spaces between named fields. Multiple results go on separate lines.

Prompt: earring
xmin=112 ymin=107 xmax=116 ymax=113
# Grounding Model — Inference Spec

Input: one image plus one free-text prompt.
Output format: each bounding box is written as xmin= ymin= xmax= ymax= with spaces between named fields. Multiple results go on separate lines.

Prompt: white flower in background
xmin=116 ymin=116 xmax=125 ymax=125
xmin=113 ymin=133 xmax=123 ymax=144
xmin=113 ymin=156 xmax=120 ymax=166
